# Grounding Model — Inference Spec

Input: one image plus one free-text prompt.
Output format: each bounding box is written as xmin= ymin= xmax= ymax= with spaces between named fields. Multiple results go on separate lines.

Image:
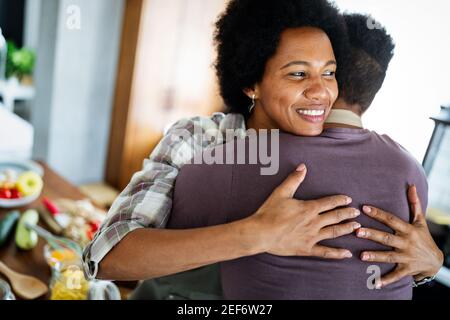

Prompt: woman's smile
xmin=295 ymin=108 xmax=326 ymax=123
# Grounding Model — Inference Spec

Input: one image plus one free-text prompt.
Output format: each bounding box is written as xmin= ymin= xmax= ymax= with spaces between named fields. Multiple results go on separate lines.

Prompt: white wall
xmin=24 ymin=0 xmax=41 ymax=51
xmin=30 ymin=0 xmax=124 ymax=184
xmin=334 ymin=0 xmax=450 ymax=162
xmin=30 ymin=0 xmax=59 ymax=162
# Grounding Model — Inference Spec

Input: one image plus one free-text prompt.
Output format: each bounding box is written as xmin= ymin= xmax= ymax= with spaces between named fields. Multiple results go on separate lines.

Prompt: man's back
xmin=168 ymin=128 xmax=428 ymax=299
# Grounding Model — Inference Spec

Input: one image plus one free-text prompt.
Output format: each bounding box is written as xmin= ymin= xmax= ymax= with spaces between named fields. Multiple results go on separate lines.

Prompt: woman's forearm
xmin=97 ymin=217 xmax=263 ymax=281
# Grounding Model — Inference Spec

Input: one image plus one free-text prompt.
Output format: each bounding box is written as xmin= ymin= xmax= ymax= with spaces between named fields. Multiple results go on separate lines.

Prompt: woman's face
xmin=247 ymin=27 xmax=338 ymax=136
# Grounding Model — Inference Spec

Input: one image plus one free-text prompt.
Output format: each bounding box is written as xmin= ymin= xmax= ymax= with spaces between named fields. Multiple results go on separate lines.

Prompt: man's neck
xmin=324 ymin=99 xmax=364 ymax=129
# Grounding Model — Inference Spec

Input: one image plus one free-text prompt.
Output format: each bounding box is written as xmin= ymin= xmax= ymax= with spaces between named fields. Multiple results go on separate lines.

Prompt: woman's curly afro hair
xmin=214 ymin=0 xmax=348 ymax=118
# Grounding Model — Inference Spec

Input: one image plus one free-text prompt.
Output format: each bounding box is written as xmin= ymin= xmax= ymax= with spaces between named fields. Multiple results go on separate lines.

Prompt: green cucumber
xmin=15 ymin=209 xmax=39 ymax=250
xmin=0 ymin=211 xmax=20 ymax=246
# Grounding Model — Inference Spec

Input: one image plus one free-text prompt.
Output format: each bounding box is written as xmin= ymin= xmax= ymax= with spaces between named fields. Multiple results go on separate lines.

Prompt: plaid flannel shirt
xmin=82 ymin=112 xmax=246 ymax=279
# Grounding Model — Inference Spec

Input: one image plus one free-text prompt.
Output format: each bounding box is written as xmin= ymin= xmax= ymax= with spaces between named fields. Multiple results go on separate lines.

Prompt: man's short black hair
xmin=214 ymin=0 xmax=348 ymax=119
xmin=339 ymin=13 xmax=395 ymax=112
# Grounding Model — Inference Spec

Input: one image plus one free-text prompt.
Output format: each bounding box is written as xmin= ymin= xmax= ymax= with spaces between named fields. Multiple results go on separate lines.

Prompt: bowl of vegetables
xmin=0 ymin=160 xmax=44 ymax=208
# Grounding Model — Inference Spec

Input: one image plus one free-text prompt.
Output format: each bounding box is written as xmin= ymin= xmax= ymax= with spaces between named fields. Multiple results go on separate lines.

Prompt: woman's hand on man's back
xmin=250 ymin=163 xmax=361 ymax=259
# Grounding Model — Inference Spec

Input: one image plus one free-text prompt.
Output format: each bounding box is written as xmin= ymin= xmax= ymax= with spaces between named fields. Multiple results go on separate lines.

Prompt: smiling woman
xmin=214 ymin=0 xmax=348 ymax=123
xmin=246 ymin=27 xmax=338 ymax=136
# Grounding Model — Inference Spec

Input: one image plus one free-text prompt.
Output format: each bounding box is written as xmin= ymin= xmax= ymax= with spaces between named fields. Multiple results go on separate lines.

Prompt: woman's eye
xmin=289 ymin=71 xmax=306 ymax=78
xmin=323 ymin=70 xmax=336 ymax=77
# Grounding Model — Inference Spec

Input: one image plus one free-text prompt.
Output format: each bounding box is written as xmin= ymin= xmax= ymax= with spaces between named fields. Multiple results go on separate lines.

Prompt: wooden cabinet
xmin=107 ymin=0 xmax=226 ymax=190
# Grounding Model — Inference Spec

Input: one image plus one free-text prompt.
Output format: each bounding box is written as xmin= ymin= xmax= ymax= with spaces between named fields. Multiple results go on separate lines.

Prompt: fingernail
xmin=353 ymin=223 xmax=361 ymax=229
xmin=345 ymin=251 xmax=352 ymax=258
xmin=296 ymin=163 xmax=306 ymax=172
xmin=346 ymin=197 xmax=352 ymax=204
xmin=357 ymin=229 xmax=366 ymax=237
xmin=362 ymin=253 xmax=369 ymax=261
xmin=354 ymin=210 xmax=360 ymax=217
xmin=363 ymin=206 xmax=372 ymax=214
xmin=376 ymin=282 xmax=383 ymax=289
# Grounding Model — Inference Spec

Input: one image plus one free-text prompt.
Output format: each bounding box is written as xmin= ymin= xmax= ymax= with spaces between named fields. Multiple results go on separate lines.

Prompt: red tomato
xmin=0 ymin=188 xmax=12 ymax=199
xmin=89 ymin=221 xmax=100 ymax=233
xmin=10 ymin=189 xmax=22 ymax=199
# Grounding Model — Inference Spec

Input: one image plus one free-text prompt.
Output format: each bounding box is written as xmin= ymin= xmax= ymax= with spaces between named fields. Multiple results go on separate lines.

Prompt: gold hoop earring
xmin=248 ymin=94 xmax=256 ymax=113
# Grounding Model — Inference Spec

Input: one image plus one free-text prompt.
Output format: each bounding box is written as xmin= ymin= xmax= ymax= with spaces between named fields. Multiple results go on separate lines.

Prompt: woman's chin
xmin=283 ymin=115 xmax=326 ymax=137
xmin=289 ymin=125 xmax=324 ymax=137
xmin=299 ymin=130 xmax=323 ymax=137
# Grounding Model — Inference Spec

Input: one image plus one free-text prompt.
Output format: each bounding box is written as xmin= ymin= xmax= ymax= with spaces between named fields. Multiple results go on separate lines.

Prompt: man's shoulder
xmin=369 ymin=131 xmax=426 ymax=176
xmin=369 ymin=131 xmax=414 ymax=158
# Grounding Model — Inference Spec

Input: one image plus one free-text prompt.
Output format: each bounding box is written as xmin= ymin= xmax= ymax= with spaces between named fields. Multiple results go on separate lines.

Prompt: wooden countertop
xmin=0 ymin=161 xmax=134 ymax=299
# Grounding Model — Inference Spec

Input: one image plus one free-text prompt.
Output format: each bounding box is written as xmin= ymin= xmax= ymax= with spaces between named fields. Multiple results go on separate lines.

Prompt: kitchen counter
xmin=0 ymin=161 xmax=135 ymax=300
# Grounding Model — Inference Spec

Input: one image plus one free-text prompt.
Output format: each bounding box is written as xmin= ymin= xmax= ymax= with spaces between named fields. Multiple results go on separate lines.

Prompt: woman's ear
xmin=243 ymin=86 xmax=259 ymax=99
xmin=243 ymin=88 xmax=254 ymax=99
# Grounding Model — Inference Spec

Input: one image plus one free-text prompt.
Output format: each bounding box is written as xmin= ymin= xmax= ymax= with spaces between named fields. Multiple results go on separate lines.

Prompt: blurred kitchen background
xmin=1 ymin=0 xmax=227 ymax=194
xmin=1 ymin=0 xmax=450 ymax=297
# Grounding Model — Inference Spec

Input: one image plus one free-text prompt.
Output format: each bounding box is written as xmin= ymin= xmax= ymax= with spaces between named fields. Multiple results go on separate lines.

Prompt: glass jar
xmin=50 ymin=264 xmax=90 ymax=300
xmin=44 ymin=244 xmax=120 ymax=300
xmin=0 ymin=279 xmax=15 ymax=300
